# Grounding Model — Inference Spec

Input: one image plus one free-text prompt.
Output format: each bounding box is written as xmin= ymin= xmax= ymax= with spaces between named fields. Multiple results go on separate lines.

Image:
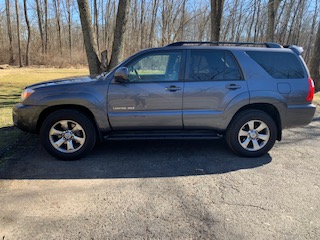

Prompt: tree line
xmin=0 ymin=0 xmax=319 ymax=90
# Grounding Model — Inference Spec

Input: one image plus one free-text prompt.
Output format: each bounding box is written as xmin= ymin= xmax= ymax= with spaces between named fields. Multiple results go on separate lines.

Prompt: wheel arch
xmin=229 ymin=103 xmax=282 ymax=141
xmin=36 ymin=105 xmax=102 ymax=141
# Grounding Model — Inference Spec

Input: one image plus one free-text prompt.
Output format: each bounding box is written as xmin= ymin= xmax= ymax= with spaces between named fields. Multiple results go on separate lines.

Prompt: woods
xmin=0 ymin=0 xmax=319 ymax=89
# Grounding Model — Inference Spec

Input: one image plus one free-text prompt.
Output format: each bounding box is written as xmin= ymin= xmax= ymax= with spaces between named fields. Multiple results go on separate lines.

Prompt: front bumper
xmin=12 ymin=103 xmax=45 ymax=133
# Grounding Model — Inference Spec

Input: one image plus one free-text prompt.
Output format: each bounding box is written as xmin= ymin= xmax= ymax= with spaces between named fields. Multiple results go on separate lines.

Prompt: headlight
xmin=21 ymin=88 xmax=34 ymax=102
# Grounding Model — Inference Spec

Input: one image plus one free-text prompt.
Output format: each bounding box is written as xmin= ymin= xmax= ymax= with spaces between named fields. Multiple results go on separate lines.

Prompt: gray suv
xmin=13 ymin=41 xmax=316 ymax=160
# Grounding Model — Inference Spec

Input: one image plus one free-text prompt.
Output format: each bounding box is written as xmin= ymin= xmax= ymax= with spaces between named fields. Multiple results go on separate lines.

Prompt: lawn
xmin=0 ymin=67 xmax=88 ymax=127
xmin=0 ymin=67 xmax=88 ymax=158
xmin=314 ymin=91 xmax=320 ymax=106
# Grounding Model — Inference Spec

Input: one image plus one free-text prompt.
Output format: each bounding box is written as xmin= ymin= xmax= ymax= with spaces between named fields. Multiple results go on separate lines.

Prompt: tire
xmin=40 ymin=109 xmax=96 ymax=160
xmin=225 ymin=110 xmax=277 ymax=157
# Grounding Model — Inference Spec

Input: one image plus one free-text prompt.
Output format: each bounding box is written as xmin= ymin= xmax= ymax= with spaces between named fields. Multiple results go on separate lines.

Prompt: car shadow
xmin=0 ymin=138 xmax=272 ymax=179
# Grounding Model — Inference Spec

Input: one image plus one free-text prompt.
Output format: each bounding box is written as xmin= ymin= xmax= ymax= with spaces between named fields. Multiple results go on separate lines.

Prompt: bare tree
xmin=5 ymin=0 xmax=14 ymax=64
xmin=140 ymin=0 xmax=146 ymax=49
xmin=149 ymin=0 xmax=159 ymax=47
xmin=195 ymin=3 xmax=210 ymax=41
xmin=53 ymin=0 xmax=62 ymax=54
xmin=15 ymin=0 xmax=22 ymax=67
xmin=93 ymin=0 xmax=100 ymax=53
xmin=310 ymin=21 xmax=320 ymax=92
xmin=160 ymin=0 xmax=185 ymax=45
xmin=305 ymin=0 xmax=319 ymax=63
xmin=23 ymin=0 xmax=31 ymax=65
xmin=77 ymin=0 xmax=101 ymax=75
xmin=1 ymin=0 xmax=320 ymax=70
xmin=246 ymin=0 xmax=258 ymax=42
xmin=286 ymin=0 xmax=303 ymax=44
xmin=176 ymin=0 xmax=187 ymax=41
xmin=35 ymin=0 xmax=45 ymax=54
xmin=44 ymin=0 xmax=48 ymax=53
xmin=210 ymin=0 xmax=225 ymax=41
xmin=108 ymin=0 xmax=131 ymax=70
xmin=267 ymin=0 xmax=281 ymax=41
xmin=67 ymin=0 xmax=72 ymax=58
xmin=103 ymin=0 xmax=116 ymax=52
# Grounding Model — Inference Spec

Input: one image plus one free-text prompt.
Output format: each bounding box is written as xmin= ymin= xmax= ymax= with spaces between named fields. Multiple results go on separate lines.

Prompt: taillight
xmin=306 ymin=77 xmax=315 ymax=102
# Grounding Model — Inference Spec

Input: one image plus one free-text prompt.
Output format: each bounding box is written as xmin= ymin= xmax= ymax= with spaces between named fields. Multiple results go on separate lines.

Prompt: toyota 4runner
xmin=13 ymin=41 xmax=316 ymax=160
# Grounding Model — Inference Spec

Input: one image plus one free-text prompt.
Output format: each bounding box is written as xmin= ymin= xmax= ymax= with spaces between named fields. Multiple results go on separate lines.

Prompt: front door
xmin=108 ymin=51 xmax=184 ymax=130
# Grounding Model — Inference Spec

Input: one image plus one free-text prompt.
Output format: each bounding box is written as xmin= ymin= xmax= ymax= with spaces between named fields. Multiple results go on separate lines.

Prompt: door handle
xmin=226 ymin=84 xmax=241 ymax=90
xmin=165 ymin=86 xmax=182 ymax=92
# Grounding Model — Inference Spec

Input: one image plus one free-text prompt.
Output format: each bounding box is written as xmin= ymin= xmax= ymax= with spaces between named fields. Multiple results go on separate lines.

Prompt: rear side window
xmin=246 ymin=51 xmax=304 ymax=79
xmin=189 ymin=50 xmax=243 ymax=81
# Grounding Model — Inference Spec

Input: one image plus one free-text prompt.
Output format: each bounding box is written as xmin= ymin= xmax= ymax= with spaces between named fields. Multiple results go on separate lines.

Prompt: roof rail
xmin=166 ymin=41 xmax=283 ymax=48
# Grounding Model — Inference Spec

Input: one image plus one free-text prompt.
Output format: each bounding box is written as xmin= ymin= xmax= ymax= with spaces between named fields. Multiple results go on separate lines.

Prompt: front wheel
xmin=226 ymin=110 xmax=277 ymax=157
xmin=40 ymin=110 xmax=96 ymax=160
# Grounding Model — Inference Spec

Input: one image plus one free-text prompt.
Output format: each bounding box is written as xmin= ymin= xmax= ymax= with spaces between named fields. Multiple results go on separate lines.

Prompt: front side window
xmin=189 ymin=50 xmax=242 ymax=81
xmin=126 ymin=52 xmax=182 ymax=82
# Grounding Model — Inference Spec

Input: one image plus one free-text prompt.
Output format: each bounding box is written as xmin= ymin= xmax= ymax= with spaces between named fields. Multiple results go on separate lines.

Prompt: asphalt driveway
xmin=0 ymin=111 xmax=319 ymax=239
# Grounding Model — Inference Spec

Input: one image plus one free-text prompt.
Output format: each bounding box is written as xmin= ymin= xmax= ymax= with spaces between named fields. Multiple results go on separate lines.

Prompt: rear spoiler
xmin=284 ymin=45 xmax=304 ymax=55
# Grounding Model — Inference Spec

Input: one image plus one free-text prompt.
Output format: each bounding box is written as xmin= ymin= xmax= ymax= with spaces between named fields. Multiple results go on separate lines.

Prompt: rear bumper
xmin=282 ymin=103 xmax=316 ymax=129
xmin=12 ymin=103 xmax=45 ymax=133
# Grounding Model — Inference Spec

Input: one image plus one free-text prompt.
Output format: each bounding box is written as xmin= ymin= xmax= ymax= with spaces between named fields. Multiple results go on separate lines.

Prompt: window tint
xmin=189 ymin=50 xmax=242 ymax=81
xmin=127 ymin=52 xmax=181 ymax=82
xmin=246 ymin=51 xmax=304 ymax=79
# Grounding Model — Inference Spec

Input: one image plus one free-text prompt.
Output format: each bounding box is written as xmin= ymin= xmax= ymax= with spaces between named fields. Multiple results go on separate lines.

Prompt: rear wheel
xmin=40 ymin=110 xmax=96 ymax=160
xmin=226 ymin=110 xmax=277 ymax=157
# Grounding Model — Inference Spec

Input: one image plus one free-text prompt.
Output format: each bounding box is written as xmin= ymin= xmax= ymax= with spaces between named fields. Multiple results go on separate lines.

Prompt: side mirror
xmin=114 ymin=67 xmax=129 ymax=82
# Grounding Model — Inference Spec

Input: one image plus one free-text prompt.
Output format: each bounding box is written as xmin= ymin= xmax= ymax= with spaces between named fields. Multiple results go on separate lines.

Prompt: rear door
xmin=107 ymin=50 xmax=184 ymax=130
xmin=183 ymin=49 xmax=249 ymax=129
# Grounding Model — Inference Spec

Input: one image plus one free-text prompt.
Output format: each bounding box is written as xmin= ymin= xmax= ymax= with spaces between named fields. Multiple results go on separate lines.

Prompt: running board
xmin=103 ymin=131 xmax=223 ymax=141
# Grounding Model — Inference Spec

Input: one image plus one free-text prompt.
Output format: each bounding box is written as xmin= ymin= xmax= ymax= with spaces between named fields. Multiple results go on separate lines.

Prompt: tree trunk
xmin=35 ymin=0 xmax=44 ymax=54
xmin=23 ymin=0 xmax=31 ymax=66
xmin=15 ymin=0 xmax=23 ymax=67
xmin=108 ymin=0 xmax=131 ymax=70
xmin=210 ymin=0 xmax=225 ymax=42
xmin=5 ymin=0 xmax=14 ymax=64
xmin=310 ymin=21 xmax=320 ymax=92
xmin=267 ymin=0 xmax=280 ymax=41
xmin=286 ymin=0 xmax=301 ymax=44
xmin=94 ymin=0 xmax=100 ymax=53
xmin=149 ymin=0 xmax=159 ymax=47
xmin=77 ymin=0 xmax=101 ymax=76
xmin=140 ymin=0 xmax=145 ymax=49
xmin=176 ymin=0 xmax=186 ymax=41
xmin=67 ymin=0 xmax=72 ymax=58
xmin=53 ymin=0 xmax=62 ymax=55
xmin=44 ymin=0 xmax=48 ymax=53
xmin=253 ymin=0 xmax=261 ymax=42
xmin=246 ymin=0 xmax=257 ymax=42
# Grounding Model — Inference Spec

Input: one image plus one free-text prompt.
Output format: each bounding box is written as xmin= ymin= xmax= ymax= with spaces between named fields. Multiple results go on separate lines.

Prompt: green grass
xmin=0 ymin=67 xmax=88 ymax=158
xmin=314 ymin=92 xmax=320 ymax=106
xmin=0 ymin=67 xmax=88 ymax=127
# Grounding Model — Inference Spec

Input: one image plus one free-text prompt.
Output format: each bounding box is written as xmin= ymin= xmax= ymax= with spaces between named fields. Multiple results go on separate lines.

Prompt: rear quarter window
xmin=246 ymin=51 xmax=304 ymax=79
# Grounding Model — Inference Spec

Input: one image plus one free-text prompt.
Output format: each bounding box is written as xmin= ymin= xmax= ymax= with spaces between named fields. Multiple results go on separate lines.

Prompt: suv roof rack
xmin=166 ymin=41 xmax=283 ymax=48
